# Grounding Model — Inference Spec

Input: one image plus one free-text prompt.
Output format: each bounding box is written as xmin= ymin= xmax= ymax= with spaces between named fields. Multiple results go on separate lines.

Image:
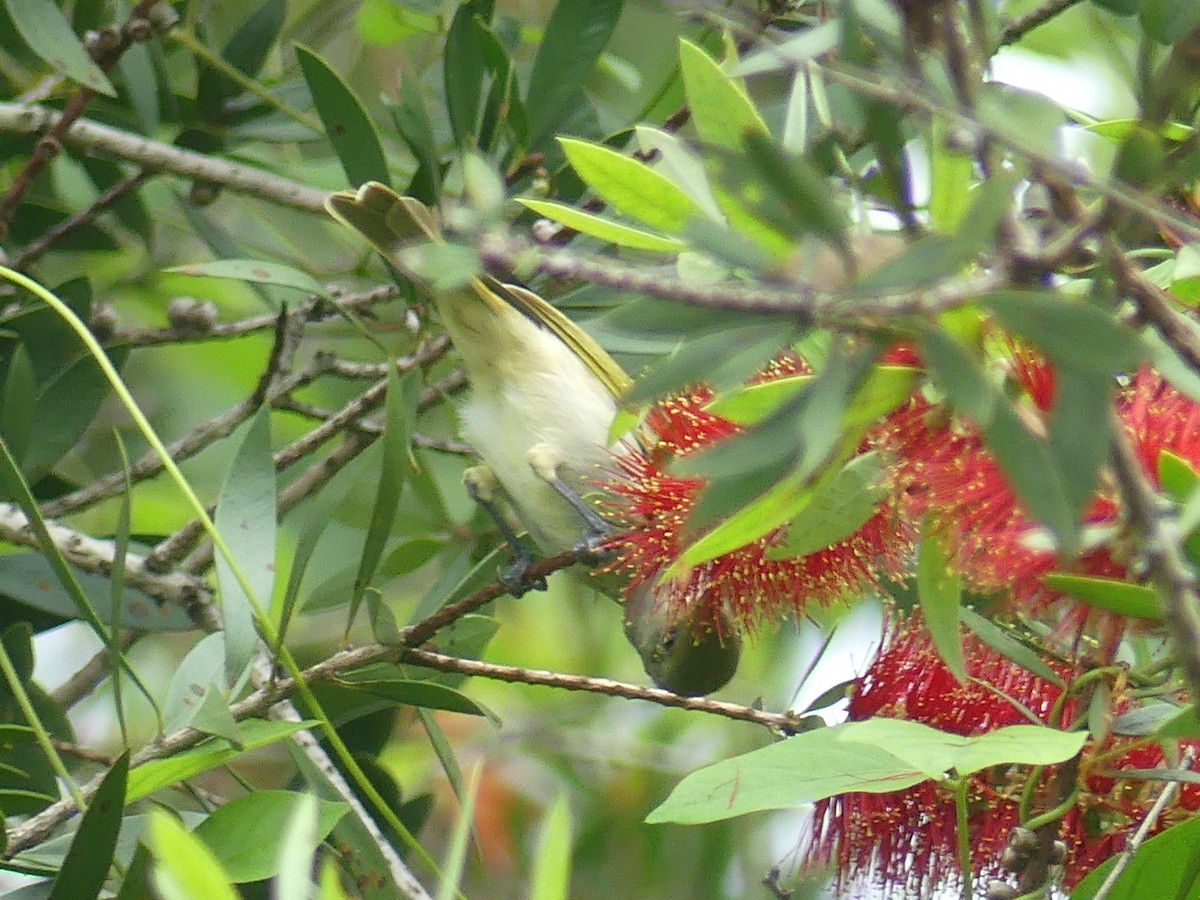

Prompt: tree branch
xmin=0 ymin=102 xmax=330 ymax=214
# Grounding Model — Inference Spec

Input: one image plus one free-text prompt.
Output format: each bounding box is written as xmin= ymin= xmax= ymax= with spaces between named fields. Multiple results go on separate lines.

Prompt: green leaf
xmin=625 ymin=322 xmax=791 ymax=405
xmin=678 ymin=39 xmax=769 ymax=151
xmin=443 ymin=0 xmax=494 ymax=146
xmin=517 ymin=199 xmax=685 ymax=252
xmin=187 ymin=688 xmax=242 ymax=747
xmin=1141 ymin=0 xmax=1200 ymax=44
xmin=929 ymin=119 xmax=975 ymax=232
xmin=349 ymin=368 xmax=418 ymax=623
xmin=982 ymin=292 xmax=1145 ymax=373
xmin=1042 ymin=573 xmax=1163 ymax=620
xmin=855 ymin=171 xmax=1020 ymax=292
xmin=917 ymin=532 xmax=965 ymax=682
xmin=388 ymin=75 xmax=442 ymax=203
xmin=148 ymin=810 xmax=239 ymax=900
xmin=739 ymin=132 xmax=850 ymax=249
xmin=214 ymin=406 xmax=276 ymax=684
xmin=634 ymin=126 xmax=723 ymax=220
xmin=167 ymin=259 xmax=329 ymax=296
xmin=959 ymin=607 xmax=1065 ymax=687
xmin=526 ymin=0 xmax=624 ymax=150
xmin=436 ymin=764 xmax=481 ymax=900
xmin=337 ymin=673 xmax=498 ymax=723
xmin=529 ymin=794 xmax=573 ymax=900
xmin=193 ymin=791 xmax=348 ymax=883
xmin=114 ymin=841 xmax=153 ymax=900
xmin=706 ymin=364 xmax=917 ymax=427
xmin=275 ymin=795 xmax=318 ymax=900
xmin=3 ymin=0 xmax=115 ymax=96
xmin=647 ymin=719 xmax=1086 ymax=825
xmin=473 ymin=17 xmax=527 ymax=152
xmin=48 ymin=752 xmax=129 ymax=900
xmin=295 ymin=43 xmax=390 ymax=187
xmin=976 ymin=82 xmax=1065 ymax=159
xmin=559 ymin=137 xmax=702 ymax=233
xmin=196 ymin=0 xmax=286 ymax=121
xmin=1071 ymin=813 xmax=1200 ymax=899
xmin=1090 ymin=0 xmax=1142 ymax=12
xmin=126 ymin=719 xmax=317 ymax=802
xmin=24 ymin=344 xmax=129 ymax=484
xmin=918 ymin=327 xmax=1077 ymax=555
xmin=1045 ymin=365 xmax=1115 ymax=525
xmin=771 ymin=452 xmax=888 ymax=558
xmin=1 ymin=344 xmax=36 ymax=467
xmin=163 ymin=635 xmax=226 ymax=735
xmin=1159 ymin=449 xmax=1200 ymax=499
xmin=731 ymin=20 xmax=840 ymax=76
xmin=1157 ymin=450 xmax=1200 ymax=566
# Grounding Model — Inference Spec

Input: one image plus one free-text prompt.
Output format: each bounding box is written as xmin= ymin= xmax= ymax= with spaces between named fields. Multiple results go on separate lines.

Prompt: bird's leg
xmin=527 ymin=443 xmax=614 ymax=564
xmin=463 ymin=465 xmax=546 ymax=596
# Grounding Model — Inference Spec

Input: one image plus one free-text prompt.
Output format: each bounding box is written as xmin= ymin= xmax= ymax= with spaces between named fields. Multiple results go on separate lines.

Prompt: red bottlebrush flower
xmin=603 ymin=361 xmax=916 ymax=632
xmin=803 ymin=613 xmax=1200 ymax=896
xmin=888 ymin=352 xmax=1200 ymax=626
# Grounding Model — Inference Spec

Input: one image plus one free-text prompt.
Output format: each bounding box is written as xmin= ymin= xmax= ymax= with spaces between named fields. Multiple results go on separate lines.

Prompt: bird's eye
xmin=659 ymin=627 xmax=677 ymax=652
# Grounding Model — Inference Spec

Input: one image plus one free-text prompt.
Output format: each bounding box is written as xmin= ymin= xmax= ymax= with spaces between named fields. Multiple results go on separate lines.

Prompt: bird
xmin=326 ymin=181 xmax=740 ymax=696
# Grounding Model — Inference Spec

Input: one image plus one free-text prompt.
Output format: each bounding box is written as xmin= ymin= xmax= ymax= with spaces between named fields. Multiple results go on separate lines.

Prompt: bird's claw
xmin=572 ymin=530 xmax=617 ymax=566
xmin=498 ymin=556 xmax=547 ymax=597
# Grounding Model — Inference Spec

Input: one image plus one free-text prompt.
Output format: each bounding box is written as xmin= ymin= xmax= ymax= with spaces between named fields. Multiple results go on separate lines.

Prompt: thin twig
xmin=0 ymin=1 xmax=167 ymax=233
xmin=50 ymin=631 xmax=138 ymax=709
xmin=1105 ymin=235 xmax=1200 ymax=377
xmin=1108 ymin=413 xmax=1200 ymax=703
xmin=0 ymin=102 xmax=330 ymax=214
xmin=478 ymin=233 xmax=1006 ymax=321
xmin=150 ymin=338 xmax=451 ymax=571
xmin=404 ymin=648 xmax=807 ymax=731
xmin=11 ymin=168 xmax=156 ymax=269
xmin=999 ymin=0 xmax=1088 ymax=46
xmin=1091 ymin=746 xmax=1198 ymax=900
xmin=0 ymin=501 xmax=216 ymax=625
xmin=105 ymin=285 xmax=400 ymax=347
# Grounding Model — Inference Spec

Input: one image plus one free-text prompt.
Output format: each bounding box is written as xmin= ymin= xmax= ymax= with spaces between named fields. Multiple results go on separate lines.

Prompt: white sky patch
xmin=990 ymin=49 xmax=1136 ymax=120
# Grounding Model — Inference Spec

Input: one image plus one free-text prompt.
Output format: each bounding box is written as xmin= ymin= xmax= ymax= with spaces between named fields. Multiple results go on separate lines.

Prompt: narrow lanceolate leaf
xmin=772 ymin=452 xmax=888 ymax=558
xmin=443 ymin=0 xmax=494 ymax=146
xmin=917 ymin=530 xmax=965 ymax=682
xmin=678 ymin=39 xmax=768 ymax=151
xmin=4 ymin=0 xmax=115 ymax=95
xmin=1071 ymin=815 xmax=1200 ymax=900
xmin=559 ymin=137 xmax=702 ymax=234
xmin=982 ymin=291 xmax=1145 ymax=373
xmin=647 ymin=720 xmax=1086 ymax=825
xmin=529 ymin=794 xmax=573 ymax=900
xmin=526 ymin=0 xmax=624 ymax=149
xmin=295 ymin=43 xmax=390 ymax=187
xmin=48 ymin=751 xmax=130 ymax=900
xmin=1042 ymin=573 xmax=1163 ymax=620
xmin=518 ymin=199 xmax=685 ymax=252
xmin=214 ymin=406 xmax=276 ymax=684
xmin=126 ymin=720 xmax=317 ymax=802
xmin=349 ymin=367 xmax=418 ymax=626
xmin=167 ymin=259 xmax=329 ymax=296
xmin=193 ymin=791 xmax=348 ymax=883
xmin=918 ymin=326 xmax=1078 ymax=556
xmin=148 ymin=809 xmax=240 ymax=900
